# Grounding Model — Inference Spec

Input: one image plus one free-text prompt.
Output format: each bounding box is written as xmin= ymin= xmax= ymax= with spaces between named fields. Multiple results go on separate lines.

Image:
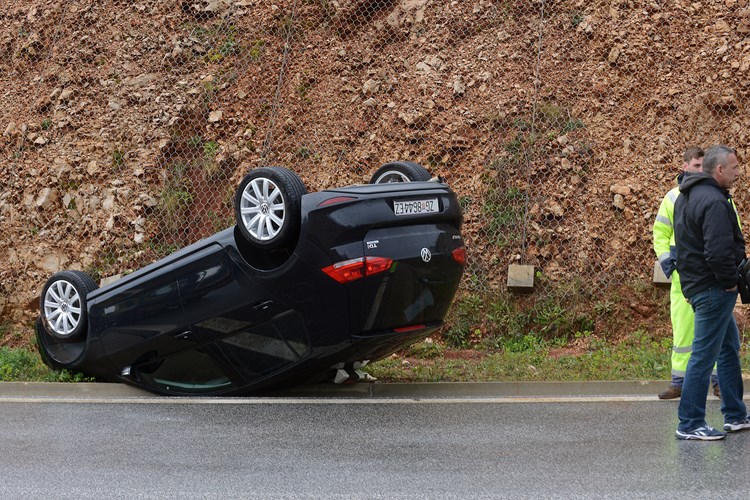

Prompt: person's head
xmin=682 ymin=147 xmax=704 ymax=173
xmin=702 ymin=145 xmax=739 ymax=189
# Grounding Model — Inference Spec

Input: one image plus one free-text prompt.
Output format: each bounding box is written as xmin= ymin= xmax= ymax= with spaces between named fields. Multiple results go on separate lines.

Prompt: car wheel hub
xmin=240 ymin=178 xmax=286 ymax=241
xmin=43 ymin=280 xmax=81 ymax=337
xmin=374 ymin=170 xmax=410 ymax=183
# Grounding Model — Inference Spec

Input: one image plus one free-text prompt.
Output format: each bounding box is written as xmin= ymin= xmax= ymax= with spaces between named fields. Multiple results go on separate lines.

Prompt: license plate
xmin=393 ymin=198 xmax=439 ymax=216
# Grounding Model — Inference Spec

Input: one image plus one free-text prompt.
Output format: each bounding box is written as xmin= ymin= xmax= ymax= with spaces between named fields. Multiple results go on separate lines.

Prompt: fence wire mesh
xmin=2 ymin=0 xmax=749 ymax=346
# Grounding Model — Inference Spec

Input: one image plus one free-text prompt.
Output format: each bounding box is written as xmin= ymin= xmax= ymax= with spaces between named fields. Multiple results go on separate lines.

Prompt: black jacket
xmin=674 ymin=172 xmax=745 ymax=298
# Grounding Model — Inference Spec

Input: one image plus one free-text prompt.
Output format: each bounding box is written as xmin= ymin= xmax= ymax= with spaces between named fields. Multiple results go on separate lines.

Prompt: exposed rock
xmin=124 ymin=73 xmax=159 ymax=88
xmin=453 ymin=77 xmax=466 ymax=96
xmin=610 ymin=184 xmax=631 ymax=196
xmin=40 ymin=253 xmax=67 ymax=273
xmin=58 ymin=88 xmax=74 ymax=101
xmin=3 ymin=122 xmax=16 ymax=137
xmin=362 ymin=79 xmax=380 ymax=95
xmin=35 ymin=188 xmax=59 ymax=209
xmin=608 ymin=47 xmax=620 ymax=63
xmin=87 ymin=161 xmax=99 ymax=176
xmin=613 ymin=194 xmax=625 ymax=210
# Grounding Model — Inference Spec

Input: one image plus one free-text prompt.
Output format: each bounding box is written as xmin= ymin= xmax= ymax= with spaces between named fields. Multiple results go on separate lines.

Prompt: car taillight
xmin=318 ymin=196 xmax=357 ymax=207
xmin=322 ymin=256 xmax=394 ymax=284
xmin=394 ymin=324 xmax=426 ymax=333
xmin=452 ymin=247 xmax=467 ymax=265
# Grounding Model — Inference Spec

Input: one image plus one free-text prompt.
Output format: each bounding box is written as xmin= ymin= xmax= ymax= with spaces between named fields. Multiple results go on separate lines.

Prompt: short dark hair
xmin=683 ymin=147 xmax=704 ymax=163
xmin=702 ymin=145 xmax=736 ymax=174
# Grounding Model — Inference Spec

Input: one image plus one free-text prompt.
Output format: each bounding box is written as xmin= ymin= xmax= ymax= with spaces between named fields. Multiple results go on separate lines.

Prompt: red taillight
xmin=322 ymin=256 xmax=394 ymax=284
xmin=394 ymin=324 xmax=426 ymax=333
xmin=452 ymin=247 xmax=467 ymax=265
xmin=318 ymin=196 xmax=357 ymax=207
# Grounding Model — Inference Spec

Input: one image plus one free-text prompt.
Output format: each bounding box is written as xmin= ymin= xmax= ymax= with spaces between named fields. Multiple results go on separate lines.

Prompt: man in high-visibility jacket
xmin=653 ymin=147 xmax=720 ymax=399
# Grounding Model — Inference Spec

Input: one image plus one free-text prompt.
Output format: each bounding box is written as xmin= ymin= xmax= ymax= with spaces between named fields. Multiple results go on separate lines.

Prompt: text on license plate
xmin=393 ymin=198 xmax=439 ymax=216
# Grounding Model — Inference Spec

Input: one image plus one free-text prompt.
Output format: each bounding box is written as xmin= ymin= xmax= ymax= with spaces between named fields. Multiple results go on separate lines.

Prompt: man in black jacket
xmin=673 ymin=144 xmax=750 ymax=440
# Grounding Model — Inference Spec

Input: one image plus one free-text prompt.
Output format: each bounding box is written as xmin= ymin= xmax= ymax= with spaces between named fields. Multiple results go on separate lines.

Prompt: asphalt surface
xmin=3 ymin=380 xmax=750 ymax=499
xmin=6 ymin=380 xmax=750 ymax=498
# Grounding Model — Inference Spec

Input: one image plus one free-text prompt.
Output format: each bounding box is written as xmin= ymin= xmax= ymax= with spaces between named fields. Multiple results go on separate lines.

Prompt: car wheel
xmin=35 ymin=318 xmax=65 ymax=370
xmin=234 ymin=166 xmax=307 ymax=250
xmin=39 ymin=270 xmax=98 ymax=342
xmin=370 ymin=161 xmax=431 ymax=184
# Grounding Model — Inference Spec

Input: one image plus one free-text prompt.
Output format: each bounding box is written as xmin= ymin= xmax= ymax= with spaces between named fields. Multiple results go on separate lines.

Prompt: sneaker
xmin=713 ymin=385 xmax=722 ymax=399
xmin=675 ymin=426 xmax=727 ymax=441
xmin=658 ymin=386 xmax=682 ymax=399
xmin=724 ymin=416 xmax=750 ymax=432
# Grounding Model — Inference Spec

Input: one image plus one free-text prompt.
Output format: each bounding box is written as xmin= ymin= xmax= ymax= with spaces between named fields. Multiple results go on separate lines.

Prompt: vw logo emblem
xmin=421 ymin=248 xmax=432 ymax=262
xmin=260 ymin=203 xmax=270 ymax=215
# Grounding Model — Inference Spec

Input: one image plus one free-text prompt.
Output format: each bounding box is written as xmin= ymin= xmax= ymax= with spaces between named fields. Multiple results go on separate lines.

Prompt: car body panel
xmin=36 ymin=179 xmax=465 ymax=396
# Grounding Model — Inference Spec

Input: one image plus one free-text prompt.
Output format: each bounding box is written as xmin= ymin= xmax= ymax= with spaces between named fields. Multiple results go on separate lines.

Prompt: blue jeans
xmin=678 ymin=287 xmax=747 ymax=431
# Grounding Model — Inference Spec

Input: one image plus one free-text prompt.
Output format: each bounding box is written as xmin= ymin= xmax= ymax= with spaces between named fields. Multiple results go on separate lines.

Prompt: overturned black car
xmin=36 ymin=162 xmax=466 ymax=396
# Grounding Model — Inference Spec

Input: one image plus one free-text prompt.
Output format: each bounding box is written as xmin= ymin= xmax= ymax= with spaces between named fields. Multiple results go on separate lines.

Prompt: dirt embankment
xmin=3 ymin=0 xmax=750 ymax=345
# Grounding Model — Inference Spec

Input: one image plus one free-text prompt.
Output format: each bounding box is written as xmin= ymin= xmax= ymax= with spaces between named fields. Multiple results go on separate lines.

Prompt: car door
xmin=91 ymin=261 xmax=185 ymax=366
xmin=172 ymin=243 xmax=309 ymax=385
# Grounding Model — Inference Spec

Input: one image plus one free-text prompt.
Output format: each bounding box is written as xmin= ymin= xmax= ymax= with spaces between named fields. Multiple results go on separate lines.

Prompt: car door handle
xmin=253 ymin=300 xmax=273 ymax=311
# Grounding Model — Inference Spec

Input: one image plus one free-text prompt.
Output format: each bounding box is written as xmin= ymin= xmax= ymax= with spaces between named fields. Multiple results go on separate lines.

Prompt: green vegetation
xmin=199 ymin=140 xmax=221 ymax=178
xmin=202 ymin=80 xmax=218 ymax=103
xmin=296 ymin=73 xmax=315 ymax=101
xmin=0 ymin=324 xmax=91 ymax=382
xmin=112 ymin=147 xmax=126 ymax=168
xmin=203 ymin=140 xmax=219 ymax=158
xmin=480 ymin=180 xmax=527 ymax=249
xmin=85 ymin=244 xmax=122 ymax=284
xmin=366 ymin=300 xmax=750 ymax=381
xmin=0 ymin=347 xmax=91 ymax=382
xmin=535 ymin=100 xmax=586 ymax=138
xmin=147 ymin=241 xmax=181 ymax=258
xmin=206 ymin=209 xmax=234 ymax=233
xmin=40 ymin=118 xmax=52 ymax=130
xmin=160 ymin=185 xmax=193 ymax=216
xmin=365 ymin=331 xmax=679 ymax=382
xmin=571 ymin=11 xmax=585 ymax=28
xmin=562 ymin=118 xmax=585 ymax=133
xmin=297 ymin=146 xmax=311 ymax=159
xmin=440 ymin=275 xmax=667 ymax=350
xmin=0 ymin=329 xmax=710 ymax=384
xmin=248 ymin=39 xmax=265 ymax=60
xmin=206 ymin=27 xmax=238 ymax=63
xmin=156 ymin=161 xmax=194 ymax=243
xmin=187 ymin=135 xmax=203 ymax=148
xmin=275 ymin=14 xmax=295 ymax=38
xmin=1 ymin=282 xmax=733 ymax=386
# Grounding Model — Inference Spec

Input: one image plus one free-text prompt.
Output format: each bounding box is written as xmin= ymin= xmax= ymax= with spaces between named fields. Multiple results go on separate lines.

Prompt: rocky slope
xmin=2 ymin=0 xmax=750 ymax=342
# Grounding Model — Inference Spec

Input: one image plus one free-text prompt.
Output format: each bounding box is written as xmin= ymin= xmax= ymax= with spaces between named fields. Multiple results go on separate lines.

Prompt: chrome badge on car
xmin=421 ymin=248 xmax=432 ymax=262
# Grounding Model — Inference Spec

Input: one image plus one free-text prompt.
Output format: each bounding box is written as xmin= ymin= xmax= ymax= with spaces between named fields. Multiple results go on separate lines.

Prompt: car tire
xmin=369 ymin=161 xmax=432 ymax=184
xmin=39 ymin=270 xmax=98 ymax=342
xmin=35 ymin=318 xmax=65 ymax=370
xmin=234 ymin=166 xmax=307 ymax=250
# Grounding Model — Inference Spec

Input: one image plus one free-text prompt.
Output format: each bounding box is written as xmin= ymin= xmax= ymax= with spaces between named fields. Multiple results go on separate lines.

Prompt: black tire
xmin=35 ymin=318 xmax=65 ymax=370
xmin=369 ymin=161 xmax=431 ymax=184
xmin=234 ymin=166 xmax=307 ymax=250
xmin=39 ymin=270 xmax=98 ymax=342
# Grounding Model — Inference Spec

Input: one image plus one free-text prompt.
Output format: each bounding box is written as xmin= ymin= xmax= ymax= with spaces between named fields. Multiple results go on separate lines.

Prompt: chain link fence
xmin=2 ymin=0 xmax=749 ymax=347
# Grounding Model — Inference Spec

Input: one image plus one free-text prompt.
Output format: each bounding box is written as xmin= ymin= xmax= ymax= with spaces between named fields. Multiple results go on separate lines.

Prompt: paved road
xmin=1 ymin=384 xmax=749 ymax=498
